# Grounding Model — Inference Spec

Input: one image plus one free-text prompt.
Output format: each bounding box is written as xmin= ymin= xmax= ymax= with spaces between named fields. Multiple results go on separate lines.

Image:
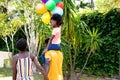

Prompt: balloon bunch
xmin=36 ymin=0 xmax=64 ymax=24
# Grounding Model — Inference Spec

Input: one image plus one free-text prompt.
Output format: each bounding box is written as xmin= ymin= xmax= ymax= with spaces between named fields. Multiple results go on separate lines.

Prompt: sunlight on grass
xmin=0 ymin=68 xmax=12 ymax=77
xmin=0 ymin=74 xmax=4 ymax=77
xmin=34 ymin=74 xmax=44 ymax=80
xmin=0 ymin=68 xmax=44 ymax=80
xmin=0 ymin=76 xmax=12 ymax=80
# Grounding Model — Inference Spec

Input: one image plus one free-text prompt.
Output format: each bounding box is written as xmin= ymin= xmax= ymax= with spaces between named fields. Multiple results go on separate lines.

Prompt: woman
xmin=12 ymin=38 xmax=48 ymax=80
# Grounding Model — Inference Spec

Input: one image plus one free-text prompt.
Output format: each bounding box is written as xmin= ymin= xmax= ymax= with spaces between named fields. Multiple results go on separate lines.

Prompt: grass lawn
xmin=0 ymin=68 xmax=116 ymax=80
xmin=0 ymin=68 xmax=44 ymax=80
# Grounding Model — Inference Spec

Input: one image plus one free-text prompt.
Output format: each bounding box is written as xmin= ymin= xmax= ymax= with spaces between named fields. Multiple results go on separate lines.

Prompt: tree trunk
xmin=4 ymin=37 xmax=10 ymax=52
xmin=2 ymin=37 xmax=12 ymax=60
xmin=73 ymin=47 xmax=77 ymax=70
xmin=9 ymin=34 xmax=14 ymax=55
xmin=78 ymin=49 xmax=92 ymax=78
xmin=68 ymin=41 xmax=73 ymax=73
xmin=67 ymin=22 xmax=78 ymax=80
xmin=118 ymin=50 xmax=120 ymax=80
xmin=69 ymin=70 xmax=79 ymax=80
xmin=22 ymin=1 xmax=40 ymax=73
xmin=91 ymin=0 xmax=94 ymax=9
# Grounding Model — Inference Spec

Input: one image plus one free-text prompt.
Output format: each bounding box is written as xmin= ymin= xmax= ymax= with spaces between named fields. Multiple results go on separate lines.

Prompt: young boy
xmin=12 ymin=38 xmax=48 ymax=80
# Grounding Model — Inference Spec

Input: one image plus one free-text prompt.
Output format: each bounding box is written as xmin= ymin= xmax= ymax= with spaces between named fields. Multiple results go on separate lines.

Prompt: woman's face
xmin=50 ymin=19 xmax=57 ymax=27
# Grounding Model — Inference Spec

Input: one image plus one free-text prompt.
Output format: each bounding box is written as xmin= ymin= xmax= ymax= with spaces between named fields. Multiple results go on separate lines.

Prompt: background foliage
xmin=79 ymin=9 xmax=120 ymax=76
xmin=0 ymin=0 xmax=119 ymax=77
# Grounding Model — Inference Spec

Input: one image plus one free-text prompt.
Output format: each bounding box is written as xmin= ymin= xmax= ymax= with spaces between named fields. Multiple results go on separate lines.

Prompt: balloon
xmin=56 ymin=2 xmax=64 ymax=9
xmin=45 ymin=0 xmax=56 ymax=11
xmin=41 ymin=12 xmax=51 ymax=24
xmin=36 ymin=3 xmax=47 ymax=14
xmin=54 ymin=0 xmax=61 ymax=3
xmin=41 ymin=0 xmax=48 ymax=3
xmin=52 ymin=7 xmax=63 ymax=16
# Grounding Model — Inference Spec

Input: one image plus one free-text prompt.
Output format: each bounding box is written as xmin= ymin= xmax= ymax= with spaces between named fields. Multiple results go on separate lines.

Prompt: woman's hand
xmin=44 ymin=76 xmax=49 ymax=80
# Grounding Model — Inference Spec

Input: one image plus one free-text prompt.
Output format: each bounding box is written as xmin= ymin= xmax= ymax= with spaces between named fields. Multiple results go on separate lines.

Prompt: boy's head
xmin=16 ymin=38 xmax=27 ymax=51
xmin=50 ymin=14 xmax=63 ymax=27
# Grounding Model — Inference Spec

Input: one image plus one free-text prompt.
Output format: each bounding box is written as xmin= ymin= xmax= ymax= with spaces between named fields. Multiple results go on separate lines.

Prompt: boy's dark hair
xmin=16 ymin=38 xmax=27 ymax=51
xmin=51 ymin=14 xmax=63 ymax=26
xmin=45 ymin=38 xmax=50 ymax=44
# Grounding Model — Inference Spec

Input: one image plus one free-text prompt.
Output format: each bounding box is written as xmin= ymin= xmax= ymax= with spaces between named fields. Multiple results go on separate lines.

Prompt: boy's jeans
xmin=41 ymin=44 xmax=60 ymax=64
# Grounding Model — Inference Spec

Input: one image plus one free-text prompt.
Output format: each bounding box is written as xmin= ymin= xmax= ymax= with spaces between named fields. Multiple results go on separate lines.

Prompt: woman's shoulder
xmin=12 ymin=53 xmax=19 ymax=61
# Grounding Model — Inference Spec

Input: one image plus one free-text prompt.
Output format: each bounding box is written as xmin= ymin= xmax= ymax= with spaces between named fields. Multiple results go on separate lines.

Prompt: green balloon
xmin=45 ymin=0 xmax=56 ymax=11
xmin=54 ymin=0 xmax=61 ymax=3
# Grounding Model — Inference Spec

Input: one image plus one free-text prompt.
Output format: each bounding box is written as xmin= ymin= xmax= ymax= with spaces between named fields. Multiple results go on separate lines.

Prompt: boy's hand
xmin=43 ymin=48 xmax=48 ymax=53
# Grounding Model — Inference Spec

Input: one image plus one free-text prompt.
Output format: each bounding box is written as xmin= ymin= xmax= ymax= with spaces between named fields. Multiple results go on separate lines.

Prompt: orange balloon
xmin=36 ymin=3 xmax=47 ymax=14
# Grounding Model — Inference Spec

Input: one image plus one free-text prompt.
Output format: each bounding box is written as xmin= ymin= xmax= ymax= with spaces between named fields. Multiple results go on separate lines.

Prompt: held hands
xmin=44 ymin=76 xmax=49 ymax=80
xmin=43 ymin=70 xmax=49 ymax=80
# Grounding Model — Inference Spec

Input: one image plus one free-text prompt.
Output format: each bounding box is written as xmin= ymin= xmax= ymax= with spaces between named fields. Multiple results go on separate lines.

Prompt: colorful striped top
xmin=16 ymin=54 xmax=33 ymax=80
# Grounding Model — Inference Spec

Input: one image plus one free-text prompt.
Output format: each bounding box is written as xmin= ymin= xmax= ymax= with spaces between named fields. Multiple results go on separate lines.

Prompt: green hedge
xmin=78 ymin=9 xmax=120 ymax=76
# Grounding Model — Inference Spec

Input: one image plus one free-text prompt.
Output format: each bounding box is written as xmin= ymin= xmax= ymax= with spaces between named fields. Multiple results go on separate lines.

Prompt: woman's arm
xmin=12 ymin=56 xmax=17 ymax=80
xmin=31 ymin=55 xmax=48 ymax=80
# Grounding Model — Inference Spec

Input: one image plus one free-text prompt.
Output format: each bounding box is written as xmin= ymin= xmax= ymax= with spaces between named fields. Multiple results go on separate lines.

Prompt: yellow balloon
xmin=36 ymin=3 xmax=47 ymax=14
xmin=41 ymin=12 xmax=50 ymax=24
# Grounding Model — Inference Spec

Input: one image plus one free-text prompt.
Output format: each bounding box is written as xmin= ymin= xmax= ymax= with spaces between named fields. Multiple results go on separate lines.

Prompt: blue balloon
xmin=52 ymin=7 xmax=63 ymax=16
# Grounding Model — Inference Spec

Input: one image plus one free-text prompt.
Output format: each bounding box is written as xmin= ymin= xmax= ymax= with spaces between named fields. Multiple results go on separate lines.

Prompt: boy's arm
xmin=12 ymin=56 xmax=17 ymax=80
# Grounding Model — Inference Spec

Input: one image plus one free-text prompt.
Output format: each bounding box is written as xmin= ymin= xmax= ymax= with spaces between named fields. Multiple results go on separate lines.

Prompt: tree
xmin=13 ymin=0 xmax=49 ymax=56
xmin=62 ymin=0 xmax=89 ymax=80
xmin=1 ymin=0 xmax=53 ymax=55
xmin=96 ymin=0 xmax=120 ymax=12
xmin=79 ymin=28 xmax=103 ymax=76
xmin=0 ymin=0 xmax=24 ymax=55
xmin=61 ymin=0 xmax=78 ymax=79
xmin=0 ymin=13 xmax=10 ymax=52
